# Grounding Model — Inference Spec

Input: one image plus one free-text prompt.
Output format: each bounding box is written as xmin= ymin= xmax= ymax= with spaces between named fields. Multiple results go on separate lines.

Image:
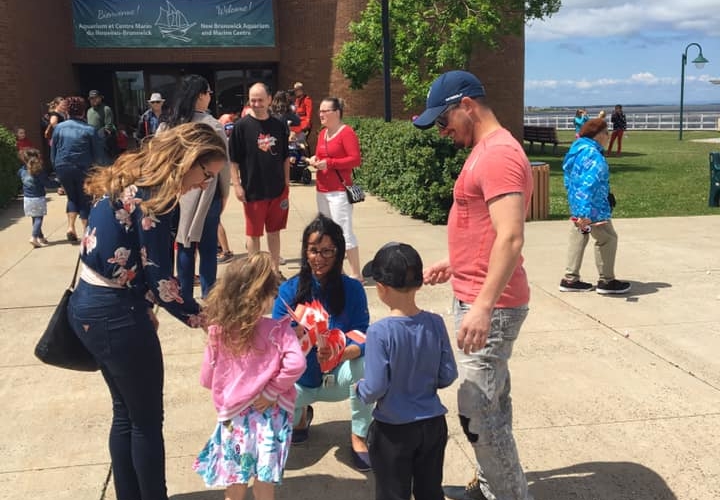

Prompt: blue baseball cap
xmin=413 ymin=70 xmax=486 ymax=130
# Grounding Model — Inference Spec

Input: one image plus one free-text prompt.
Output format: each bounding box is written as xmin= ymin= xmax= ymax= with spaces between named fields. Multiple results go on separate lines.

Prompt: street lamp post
xmin=679 ymin=42 xmax=709 ymax=140
xmin=381 ymin=0 xmax=391 ymax=122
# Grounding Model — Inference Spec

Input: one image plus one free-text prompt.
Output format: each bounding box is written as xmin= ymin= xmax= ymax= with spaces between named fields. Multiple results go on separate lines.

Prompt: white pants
xmin=316 ymin=190 xmax=358 ymax=248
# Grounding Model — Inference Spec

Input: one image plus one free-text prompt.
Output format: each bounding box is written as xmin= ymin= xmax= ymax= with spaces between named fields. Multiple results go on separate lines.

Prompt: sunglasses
xmin=435 ymin=103 xmax=460 ymax=130
xmin=205 ymin=89 xmax=214 ymax=95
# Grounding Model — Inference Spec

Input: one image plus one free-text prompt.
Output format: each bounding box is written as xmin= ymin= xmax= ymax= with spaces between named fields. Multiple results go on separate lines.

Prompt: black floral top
xmin=80 ymin=184 xmax=202 ymax=326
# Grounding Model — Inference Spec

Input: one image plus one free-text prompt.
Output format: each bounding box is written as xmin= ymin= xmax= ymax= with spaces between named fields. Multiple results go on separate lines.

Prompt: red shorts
xmin=243 ymin=185 xmax=290 ymax=237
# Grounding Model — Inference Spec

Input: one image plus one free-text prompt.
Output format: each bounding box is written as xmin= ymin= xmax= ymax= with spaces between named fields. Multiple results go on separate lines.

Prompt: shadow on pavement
xmin=527 ymin=461 xmax=677 ymax=500
xmin=171 ymin=474 xmax=372 ymax=500
xmin=0 ymin=198 xmax=25 ymax=232
xmin=284 ymin=420 xmax=352 ymax=470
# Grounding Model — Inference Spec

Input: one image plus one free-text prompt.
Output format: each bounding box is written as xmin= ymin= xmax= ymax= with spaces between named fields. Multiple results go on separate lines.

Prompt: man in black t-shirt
xmin=229 ymin=82 xmax=291 ymax=273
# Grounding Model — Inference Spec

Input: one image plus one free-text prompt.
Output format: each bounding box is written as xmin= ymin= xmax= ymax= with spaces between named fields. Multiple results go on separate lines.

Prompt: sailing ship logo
xmin=155 ymin=0 xmax=196 ymax=42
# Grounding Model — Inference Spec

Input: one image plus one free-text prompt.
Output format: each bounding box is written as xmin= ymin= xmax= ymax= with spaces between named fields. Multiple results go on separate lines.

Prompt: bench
xmin=523 ymin=125 xmax=559 ymax=154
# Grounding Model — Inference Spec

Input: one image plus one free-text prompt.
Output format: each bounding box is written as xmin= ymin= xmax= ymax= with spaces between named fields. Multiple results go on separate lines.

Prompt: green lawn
xmin=526 ymin=130 xmax=720 ymax=219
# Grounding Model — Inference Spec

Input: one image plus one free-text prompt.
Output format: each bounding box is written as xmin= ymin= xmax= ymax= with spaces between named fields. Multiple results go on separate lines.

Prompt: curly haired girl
xmin=194 ymin=252 xmax=306 ymax=500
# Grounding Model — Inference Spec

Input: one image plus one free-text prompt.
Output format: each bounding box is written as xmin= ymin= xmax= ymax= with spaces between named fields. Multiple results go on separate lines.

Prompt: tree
xmin=335 ymin=0 xmax=561 ymax=109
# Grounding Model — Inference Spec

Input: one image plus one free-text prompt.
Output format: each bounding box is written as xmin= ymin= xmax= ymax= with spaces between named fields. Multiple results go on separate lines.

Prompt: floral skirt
xmin=193 ymin=405 xmax=293 ymax=487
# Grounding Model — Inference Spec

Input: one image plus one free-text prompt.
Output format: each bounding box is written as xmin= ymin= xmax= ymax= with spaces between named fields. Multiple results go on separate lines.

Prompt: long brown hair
xmin=20 ymin=148 xmax=44 ymax=177
xmin=84 ymin=122 xmax=226 ymax=216
xmin=203 ymin=252 xmax=280 ymax=354
xmin=46 ymin=96 xmax=64 ymax=111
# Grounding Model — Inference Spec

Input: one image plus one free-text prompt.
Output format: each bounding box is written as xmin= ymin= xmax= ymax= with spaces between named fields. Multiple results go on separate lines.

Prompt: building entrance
xmin=77 ymin=64 xmax=276 ymax=140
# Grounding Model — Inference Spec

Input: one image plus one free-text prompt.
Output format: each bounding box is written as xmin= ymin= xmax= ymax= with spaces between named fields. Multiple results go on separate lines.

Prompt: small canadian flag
xmin=282 ymin=299 xmax=365 ymax=372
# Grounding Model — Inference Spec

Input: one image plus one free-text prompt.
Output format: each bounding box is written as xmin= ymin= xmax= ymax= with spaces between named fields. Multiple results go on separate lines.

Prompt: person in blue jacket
xmin=17 ymin=148 xmax=59 ymax=247
xmin=573 ymin=108 xmax=589 ymax=138
xmin=271 ymin=213 xmax=373 ymax=471
xmin=68 ymin=122 xmax=227 ymax=500
xmin=559 ymin=117 xmax=630 ymax=295
xmin=50 ymin=96 xmax=106 ymax=242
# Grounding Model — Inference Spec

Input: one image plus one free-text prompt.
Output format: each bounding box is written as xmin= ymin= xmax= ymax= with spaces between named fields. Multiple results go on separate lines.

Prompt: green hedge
xmin=348 ymin=117 xmax=466 ymax=224
xmin=0 ymin=125 xmax=20 ymax=207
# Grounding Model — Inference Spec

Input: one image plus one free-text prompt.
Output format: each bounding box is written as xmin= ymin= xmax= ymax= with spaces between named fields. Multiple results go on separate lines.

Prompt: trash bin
xmin=710 ymin=152 xmax=720 ymax=207
xmin=527 ymin=162 xmax=550 ymax=220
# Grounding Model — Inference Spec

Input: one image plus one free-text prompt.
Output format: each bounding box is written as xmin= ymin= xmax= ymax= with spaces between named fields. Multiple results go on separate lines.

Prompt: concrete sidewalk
xmin=1 ymin=183 xmax=719 ymax=500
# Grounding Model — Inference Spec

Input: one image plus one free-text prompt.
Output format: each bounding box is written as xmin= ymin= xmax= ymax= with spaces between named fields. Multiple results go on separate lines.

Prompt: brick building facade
xmin=0 ymin=0 xmax=524 ymax=147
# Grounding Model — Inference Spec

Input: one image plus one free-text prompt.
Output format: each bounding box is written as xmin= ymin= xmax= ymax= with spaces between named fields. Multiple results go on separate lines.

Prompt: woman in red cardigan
xmin=307 ymin=97 xmax=363 ymax=281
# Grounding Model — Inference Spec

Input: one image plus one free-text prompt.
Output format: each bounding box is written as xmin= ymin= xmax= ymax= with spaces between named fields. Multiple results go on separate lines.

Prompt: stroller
xmin=288 ymin=132 xmax=312 ymax=184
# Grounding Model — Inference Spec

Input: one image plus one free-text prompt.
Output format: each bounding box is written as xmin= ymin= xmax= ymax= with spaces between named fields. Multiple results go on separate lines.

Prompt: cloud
xmin=526 ymin=72 xmax=684 ymax=90
xmin=526 ymin=0 xmax=720 ymax=41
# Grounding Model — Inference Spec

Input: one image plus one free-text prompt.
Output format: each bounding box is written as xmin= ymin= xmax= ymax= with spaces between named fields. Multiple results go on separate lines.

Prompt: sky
xmin=524 ymin=0 xmax=720 ymax=107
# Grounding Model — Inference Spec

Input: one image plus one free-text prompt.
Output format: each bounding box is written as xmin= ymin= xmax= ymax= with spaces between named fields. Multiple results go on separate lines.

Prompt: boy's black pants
xmin=367 ymin=415 xmax=448 ymax=500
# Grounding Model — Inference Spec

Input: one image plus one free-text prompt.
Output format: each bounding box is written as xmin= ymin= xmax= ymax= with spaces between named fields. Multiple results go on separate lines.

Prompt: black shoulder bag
xmin=34 ymin=256 xmax=99 ymax=371
xmin=327 ymin=132 xmax=365 ymax=204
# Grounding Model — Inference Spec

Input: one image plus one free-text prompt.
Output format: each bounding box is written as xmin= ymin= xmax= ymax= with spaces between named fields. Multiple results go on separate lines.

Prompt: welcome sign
xmin=73 ymin=0 xmax=275 ymax=47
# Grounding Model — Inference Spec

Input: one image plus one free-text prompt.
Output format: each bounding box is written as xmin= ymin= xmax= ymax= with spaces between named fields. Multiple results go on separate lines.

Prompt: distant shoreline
xmin=526 ymin=104 xmax=720 ymax=114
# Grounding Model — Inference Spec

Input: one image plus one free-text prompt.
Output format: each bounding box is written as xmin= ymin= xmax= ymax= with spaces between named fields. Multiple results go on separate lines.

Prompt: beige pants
xmin=564 ymin=220 xmax=618 ymax=282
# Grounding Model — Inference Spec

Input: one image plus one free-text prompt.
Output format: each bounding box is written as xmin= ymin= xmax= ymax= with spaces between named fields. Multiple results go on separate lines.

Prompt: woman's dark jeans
xmin=176 ymin=190 xmax=221 ymax=301
xmin=54 ymin=165 xmax=91 ymax=219
xmin=69 ymin=281 xmax=167 ymax=500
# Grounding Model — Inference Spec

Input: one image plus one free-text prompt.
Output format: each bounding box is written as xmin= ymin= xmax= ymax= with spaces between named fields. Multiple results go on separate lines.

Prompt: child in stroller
xmin=288 ymin=131 xmax=312 ymax=184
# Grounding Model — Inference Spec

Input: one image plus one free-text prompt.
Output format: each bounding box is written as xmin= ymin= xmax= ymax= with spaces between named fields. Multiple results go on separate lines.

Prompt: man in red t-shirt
xmin=414 ymin=71 xmax=533 ymax=500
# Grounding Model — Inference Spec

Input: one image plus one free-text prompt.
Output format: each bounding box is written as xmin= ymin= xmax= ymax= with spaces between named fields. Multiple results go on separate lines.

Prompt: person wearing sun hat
xmin=135 ymin=92 xmax=168 ymax=143
xmin=357 ymin=241 xmax=458 ymax=500
xmin=414 ymin=70 xmax=534 ymax=500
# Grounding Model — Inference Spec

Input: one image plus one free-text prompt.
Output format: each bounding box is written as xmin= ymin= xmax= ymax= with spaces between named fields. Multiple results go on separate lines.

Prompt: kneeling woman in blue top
xmin=68 ymin=122 xmax=227 ymax=500
xmin=271 ymin=214 xmax=373 ymax=471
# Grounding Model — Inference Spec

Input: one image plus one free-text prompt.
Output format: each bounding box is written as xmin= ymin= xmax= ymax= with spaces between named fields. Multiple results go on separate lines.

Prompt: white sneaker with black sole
xmin=559 ymin=279 xmax=594 ymax=292
xmin=596 ymin=279 xmax=631 ymax=294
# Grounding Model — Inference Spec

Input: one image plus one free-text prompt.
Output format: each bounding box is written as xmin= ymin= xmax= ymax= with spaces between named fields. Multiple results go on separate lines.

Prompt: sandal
xmin=291 ymin=405 xmax=314 ymax=444
xmin=66 ymin=231 xmax=78 ymax=242
xmin=217 ymin=251 xmax=234 ymax=263
xmin=350 ymin=447 xmax=372 ymax=472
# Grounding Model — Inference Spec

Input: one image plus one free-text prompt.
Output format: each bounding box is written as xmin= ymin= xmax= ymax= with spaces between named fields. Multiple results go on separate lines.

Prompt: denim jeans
xmin=54 ymin=165 xmax=90 ymax=219
xmin=293 ymin=356 xmax=372 ymax=438
xmin=454 ymin=299 xmax=532 ymax=500
xmin=69 ymin=281 xmax=167 ymax=500
xmin=31 ymin=216 xmax=44 ymax=238
xmin=177 ymin=191 xmax=221 ymax=301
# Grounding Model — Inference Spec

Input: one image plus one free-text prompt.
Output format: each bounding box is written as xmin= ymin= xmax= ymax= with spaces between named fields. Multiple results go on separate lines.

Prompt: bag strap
xmin=327 ymin=132 xmax=352 ymax=187
xmin=70 ymin=255 xmax=81 ymax=290
xmin=335 ymin=169 xmax=348 ymax=187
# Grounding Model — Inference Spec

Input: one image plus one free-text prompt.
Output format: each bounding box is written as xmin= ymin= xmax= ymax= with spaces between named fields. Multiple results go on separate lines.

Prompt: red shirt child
xmin=15 ymin=127 xmax=33 ymax=151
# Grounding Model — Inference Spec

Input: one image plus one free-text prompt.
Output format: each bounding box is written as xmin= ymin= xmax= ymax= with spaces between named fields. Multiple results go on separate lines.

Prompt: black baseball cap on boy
xmin=362 ymin=242 xmax=423 ymax=289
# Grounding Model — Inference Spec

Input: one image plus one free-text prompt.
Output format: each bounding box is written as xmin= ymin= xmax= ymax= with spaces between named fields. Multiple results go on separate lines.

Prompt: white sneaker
xmin=29 ymin=237 xmax=48 ymax=248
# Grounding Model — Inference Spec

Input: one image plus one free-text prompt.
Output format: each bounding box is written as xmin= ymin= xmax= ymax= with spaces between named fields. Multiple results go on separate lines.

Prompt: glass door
xmin=113 ymin=71 xmax=145 ymax=133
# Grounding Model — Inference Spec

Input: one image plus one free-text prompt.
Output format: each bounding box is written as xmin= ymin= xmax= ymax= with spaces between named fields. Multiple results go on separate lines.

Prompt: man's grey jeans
xmin=453 ymin=298 xmax=532 ymax=500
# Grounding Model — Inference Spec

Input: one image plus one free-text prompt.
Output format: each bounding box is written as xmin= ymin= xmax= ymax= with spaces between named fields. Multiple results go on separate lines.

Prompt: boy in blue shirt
xmin=357 ymin=242 xmax=458 ymax=500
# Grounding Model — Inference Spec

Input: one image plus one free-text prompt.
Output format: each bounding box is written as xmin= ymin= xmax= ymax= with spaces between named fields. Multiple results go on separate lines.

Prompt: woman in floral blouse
xmin=68 ymin=122 xmax=227 ymax=500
